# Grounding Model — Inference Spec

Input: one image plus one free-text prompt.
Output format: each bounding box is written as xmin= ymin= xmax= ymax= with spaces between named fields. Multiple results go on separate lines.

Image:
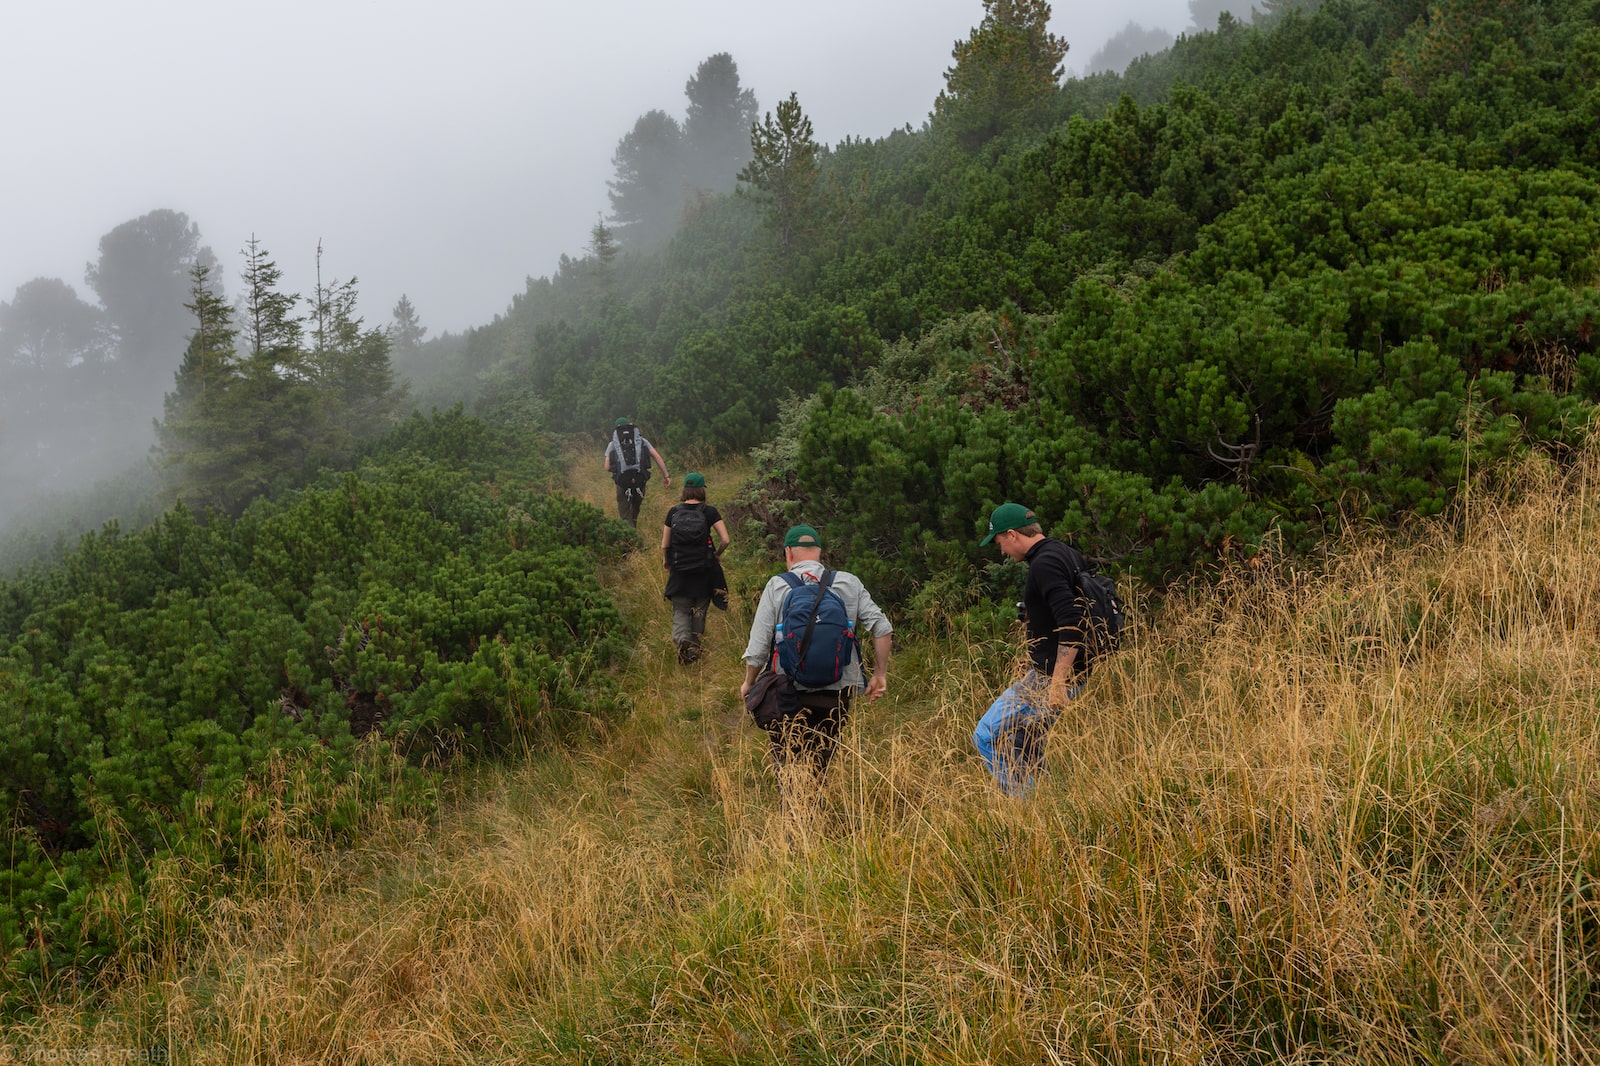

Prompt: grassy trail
xmin=562 ymin=446 xmax=763 ymax=737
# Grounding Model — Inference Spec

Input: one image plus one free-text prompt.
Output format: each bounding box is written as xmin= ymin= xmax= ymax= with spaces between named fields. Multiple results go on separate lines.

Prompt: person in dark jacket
xmin=661 ymin=473 xmax=730 ymax=664
xmin=972 ymin=502 xmax=1093 ymax=796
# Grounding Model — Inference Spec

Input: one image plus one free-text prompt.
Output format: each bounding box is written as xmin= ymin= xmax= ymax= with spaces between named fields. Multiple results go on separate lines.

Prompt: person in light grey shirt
xmin=739 ymin=524 xmax=893 ymax=805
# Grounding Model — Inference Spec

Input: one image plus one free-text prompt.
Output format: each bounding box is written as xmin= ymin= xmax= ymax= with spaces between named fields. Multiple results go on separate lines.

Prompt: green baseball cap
xmin=783 ymin=524 xmax=823 ymax=549
xmin=980 ymin=502 xmax=1036 ymax=546
xmin=614 ymin=416 xmax=631 ymax=427
xmin=683 ymin=472 xmax=705 ymax=488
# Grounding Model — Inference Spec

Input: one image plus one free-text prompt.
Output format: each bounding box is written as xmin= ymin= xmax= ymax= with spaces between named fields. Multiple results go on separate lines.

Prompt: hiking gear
xmin=745 ymin=667 xmax=792 ymax=730
xmin=1074 ymin=567 xmax=1125 ymax=659
xmin=610 ymin=425 xmax=650 ymax=489
xmin=981 ymin=502 xmax=1037 ymax=546
xmin=783 ymin=524 xmax=823 ymax=549
xmin=667 ymin=506 xmax=711 ymax=572
xmin=774 ymin=569 xmax=858 ymax=688
xmin=1020 ymin=537 xmax=1092 ymax=678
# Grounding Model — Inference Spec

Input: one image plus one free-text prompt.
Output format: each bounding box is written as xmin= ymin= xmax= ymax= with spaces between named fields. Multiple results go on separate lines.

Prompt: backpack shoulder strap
xmin=795 ymin=569 xmax=835 ymax=665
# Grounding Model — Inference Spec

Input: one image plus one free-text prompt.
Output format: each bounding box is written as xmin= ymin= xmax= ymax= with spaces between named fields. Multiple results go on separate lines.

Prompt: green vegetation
xmin=6 ymin=0 xmax=1600 ymax=1057
xmin=0 ymin=410 xmax=635 ymax=998
xmin=433 ymin=0 xmax=1599 ymax=595
xmin=157 ymin=245 xmax=407 ymax=517
xmin=9 ymin=448 xmax=1598 ymax=1061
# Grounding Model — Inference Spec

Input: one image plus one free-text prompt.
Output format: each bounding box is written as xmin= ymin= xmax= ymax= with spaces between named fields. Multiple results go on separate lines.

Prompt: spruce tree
xmin=739 ymin=92 xmax=821 ymax=255
xmin=156 ymin=264 xmax=244 ymax=511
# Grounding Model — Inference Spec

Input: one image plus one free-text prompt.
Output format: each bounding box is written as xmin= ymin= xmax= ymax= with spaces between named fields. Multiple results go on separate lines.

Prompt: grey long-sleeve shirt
xmin=741 ymin=560 xmax=893 ymax=690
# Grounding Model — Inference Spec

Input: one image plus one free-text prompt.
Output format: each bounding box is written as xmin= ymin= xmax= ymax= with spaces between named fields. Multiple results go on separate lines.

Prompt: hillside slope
xmin=11 ymin=449 xmax=1600 ymax=1063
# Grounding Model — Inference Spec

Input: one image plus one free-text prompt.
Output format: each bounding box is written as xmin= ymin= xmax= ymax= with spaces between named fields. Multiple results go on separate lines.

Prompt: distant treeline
xmin=0 ymin=211 xmax=211 ymax=528
xmin=416 ymin=0 xmax=1600 ymax=595
xmin=0 ymin=218 xmax=436 ymax=572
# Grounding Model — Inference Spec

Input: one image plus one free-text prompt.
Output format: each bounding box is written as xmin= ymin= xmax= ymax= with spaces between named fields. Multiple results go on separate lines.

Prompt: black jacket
xmin=1022 ymin=537 xmax=1091 ymax=677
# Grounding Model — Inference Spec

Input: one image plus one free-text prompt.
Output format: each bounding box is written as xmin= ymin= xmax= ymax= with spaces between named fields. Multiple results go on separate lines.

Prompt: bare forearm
xmin=1052 ymin=645 xmax=1077 ymax=684
xmin=870 ymin=634 xmax=892 ymax=679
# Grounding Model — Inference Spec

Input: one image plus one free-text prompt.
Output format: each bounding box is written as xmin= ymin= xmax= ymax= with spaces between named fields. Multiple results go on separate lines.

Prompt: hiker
xmin=739 ymin=524 xmax=893 ymax=809
xmin=972 ymin=502 xmax=1095 ymax=797
xmin=603 ymin=417 xmax=670 ymax=526
xmin=661 ymin=472 xmax=730 ymax=664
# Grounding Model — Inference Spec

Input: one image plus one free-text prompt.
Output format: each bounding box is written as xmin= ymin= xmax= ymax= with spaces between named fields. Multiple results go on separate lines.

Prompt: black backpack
xmin=1074 ymin=568 xmax=1125 ymax=659
xmin=612 ymin=426 xmax=650 ymax=489
xmin=667 ymin=506 xmax=711 ymax=572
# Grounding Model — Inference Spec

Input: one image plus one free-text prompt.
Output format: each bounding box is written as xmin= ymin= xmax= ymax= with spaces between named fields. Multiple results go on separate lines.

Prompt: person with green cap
xmin=660 ymin=472 xmax=731 ymax=664
xmin=739 ymin=524 xmax=894 ymax=809
xmin=603 ymin=417 xmax=670 ymax=526
xmin=972 ymin=502 xmax=1093 ymax=796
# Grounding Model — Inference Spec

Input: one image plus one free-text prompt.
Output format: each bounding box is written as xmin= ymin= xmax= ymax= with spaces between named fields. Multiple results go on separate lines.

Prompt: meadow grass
xmin=7 ymin=448 xmax=1599 ymax=1063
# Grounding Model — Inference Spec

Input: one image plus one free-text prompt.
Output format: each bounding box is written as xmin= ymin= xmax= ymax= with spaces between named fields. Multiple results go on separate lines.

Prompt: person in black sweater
xmin=972 ymin=502 xmax=1092 ymax=796
xmin=661 ymin=473 xmax=730 ymax=664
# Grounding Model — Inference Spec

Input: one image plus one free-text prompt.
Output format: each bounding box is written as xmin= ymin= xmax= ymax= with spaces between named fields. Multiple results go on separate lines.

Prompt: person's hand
xmin=739 ymin=678 xmax=752 ymax=701
xmin=1048 ymin=677 xmax=1071 ymax=708
xmin=865 ymin=673 xmax=887 ymax=702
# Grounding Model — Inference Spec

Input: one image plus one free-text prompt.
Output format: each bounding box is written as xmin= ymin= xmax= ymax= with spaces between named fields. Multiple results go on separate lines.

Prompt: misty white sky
xmin=2 ymin=0 xmax=1192 ymax=338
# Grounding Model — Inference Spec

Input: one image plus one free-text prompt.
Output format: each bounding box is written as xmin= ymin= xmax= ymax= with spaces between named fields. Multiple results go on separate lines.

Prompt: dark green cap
xmin=614 ymin=416 xmax=631 ymax=428
xmin=783 ymin=524 xmax=823 ymax=549
xmin=683 ymin=472 xmax=705 ymax=488
xmin=980 ymin=502 xmax=1036 ymax=546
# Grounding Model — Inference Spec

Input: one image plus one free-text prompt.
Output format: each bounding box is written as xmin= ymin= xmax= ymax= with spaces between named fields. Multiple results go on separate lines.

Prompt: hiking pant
xmin=972 ymin=669 xmax=1080 ymax=797
xmin=615 ymin=482 xmax=644 ymax=526
xmin=670 ymin=595 xmax=709 ymax=660
xmin=770 ymin=687 xmax=853 ymax=802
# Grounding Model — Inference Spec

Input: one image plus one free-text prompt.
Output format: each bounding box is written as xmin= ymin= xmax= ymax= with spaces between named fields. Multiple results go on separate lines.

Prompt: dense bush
xmin=0 ymin=409 xmax=636 ymax=997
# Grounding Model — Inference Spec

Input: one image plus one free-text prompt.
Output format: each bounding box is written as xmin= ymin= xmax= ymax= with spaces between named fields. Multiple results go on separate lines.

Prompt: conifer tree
xmin=588 ymin=216 xmax=620 ymax=268
xmin=156 ymin=264 xmax=245 ymax=511
xmin=682 ymin=53 xmax=760 ymax=194
xmin=739 ymin=92 xmax=821 ymax=255
xmin=304 ymin=243 xmax=401 ymax=465
xmin=933 ymin=0 xmax=1068 ymax=146
xmin=239 ymin=237 xmax=303 ymax=367
xmin=388 ymin=294 xmax=427 ymax=360
xmin=607 ymin=110 xmax=687 ymax=249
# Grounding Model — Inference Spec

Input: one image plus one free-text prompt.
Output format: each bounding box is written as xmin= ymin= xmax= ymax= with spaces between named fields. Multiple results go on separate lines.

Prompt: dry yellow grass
xmin=9 ymin=447 xmax=1600 ymax=1063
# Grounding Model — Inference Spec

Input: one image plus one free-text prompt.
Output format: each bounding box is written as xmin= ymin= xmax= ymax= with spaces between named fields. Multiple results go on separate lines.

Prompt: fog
xmin=1 ymin=0 xmax=1217 ymax=539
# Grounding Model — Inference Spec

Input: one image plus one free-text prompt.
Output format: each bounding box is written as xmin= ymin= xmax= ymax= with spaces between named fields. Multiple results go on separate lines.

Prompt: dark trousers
xmin=614 ymin=482 xmax=643 ymax=526
xmin=770 ymin=687 xmax=853 ymax=801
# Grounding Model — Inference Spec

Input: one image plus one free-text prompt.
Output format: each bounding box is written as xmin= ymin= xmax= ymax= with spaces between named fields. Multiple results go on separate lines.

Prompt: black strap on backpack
xmin=772 ymin=569 xmax=835 ymax=674
xmin=795 ymin=569 xmax=835 ymax=670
